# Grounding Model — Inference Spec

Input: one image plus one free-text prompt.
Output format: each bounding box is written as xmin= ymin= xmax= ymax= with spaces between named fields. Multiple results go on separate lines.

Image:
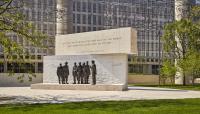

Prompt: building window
xmin=98 ymin=4 xmax=102 ymax=13
xmin=73 ymin=26 xmax=75 ymax=33
xmin=93 ymin=3 xmax=96 ymax=13
xmin=77 ymin=26 xmax=80 ymax=33
xmin=7 ymin=63 xmax=35 ymax=73
xmin=73 ymin=1 xmax=76 ymax=11
xmin=82 ymin=14 xmax=86 ymax=24
xmin=93 ymin=15 xmax=96 ymax=25
xmin=98 ymin=16 xmax=102 ymax=25
xmin=0 ymin=63 xmax=4 ymax=73
xmin=88 ymin=27 xmax=91 ymax=31
xmin=82 ymin=2 xmax=86 ymax=12
xmin=88 ymin=2 xmax=91 ymax=12
xmin=43 ymin=24 xmax=48 ymax=34
xmin=93 ymin=27 xmax=96 ymax=31
xmin=49 ymin=24 xmax=55 ymax=35
xmin=77 ymin=2 xmax=81 ymax=12
xmin=88 ymin=15 xmax=91 ymax=24
xmin=82 ymin=26 xmax=86 ymax=32
xmin=33 ymin=11 xmax=37 ymax=21
xmin=38 ymin=62 xmax=43 ymax=73
xmin=128 ymin=64 xmax=143 ymax=74
xmin=152 ymin=65 xmax=159 ymax=75
xmin=77 ymin=14 xmax=81 ymax=24
xmin=73 ymin=14 xmax=76 ymax=23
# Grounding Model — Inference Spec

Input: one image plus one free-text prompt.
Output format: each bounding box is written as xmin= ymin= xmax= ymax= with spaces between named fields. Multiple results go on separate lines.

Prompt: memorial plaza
xmin=1 ymin=86 xmax=200 ymax=104
xmin=0 ymin=0 xmax=175 ymax=86
xmin=0 ymin=0 xmax=198 ymax=86
xmin=0 ymin=0 xmax=200 ymax=114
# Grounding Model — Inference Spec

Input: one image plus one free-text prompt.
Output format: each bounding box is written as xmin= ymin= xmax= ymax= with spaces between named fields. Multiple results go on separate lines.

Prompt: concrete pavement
xmin=0 ymin=86 xmax=200 ymax=104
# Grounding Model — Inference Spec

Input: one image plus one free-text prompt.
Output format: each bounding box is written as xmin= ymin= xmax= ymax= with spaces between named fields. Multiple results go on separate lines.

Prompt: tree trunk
xmin=192 ymin=72 xmax=196 ymax=86
xmin=192 ymin=77 xmax=195 ymax=86
xmin=183 ymin=73 xmax=186 ymax=86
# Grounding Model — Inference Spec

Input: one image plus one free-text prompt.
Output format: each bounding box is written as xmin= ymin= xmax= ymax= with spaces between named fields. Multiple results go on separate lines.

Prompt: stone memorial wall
xmin=43 ymin=54 xmax=128 ymax=85
xmin=56 ymin=27 xmax=137 ymax=55
xmin=31 ymin=27 xmax=137 ymax=91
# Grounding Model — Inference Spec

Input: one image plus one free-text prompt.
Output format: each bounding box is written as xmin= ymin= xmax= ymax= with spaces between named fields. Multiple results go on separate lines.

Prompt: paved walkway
xmin=1 ymin=86 xmax=200 ymax=104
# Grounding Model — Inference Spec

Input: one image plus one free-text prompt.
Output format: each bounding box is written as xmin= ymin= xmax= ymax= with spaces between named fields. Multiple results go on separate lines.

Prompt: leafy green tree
xmin=178 ymin=51 xmax=200 ymax=85
xmin=0 ymin=0 xmax=46 ymax=82
xmin=160 ymin=59 xmax=176 ymax=85
xmin=162 ymin=6 xmax=200 ymax=85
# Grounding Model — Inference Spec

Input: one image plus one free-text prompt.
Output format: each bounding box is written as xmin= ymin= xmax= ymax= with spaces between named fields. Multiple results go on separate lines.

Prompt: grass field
xmin=1 ymin=99 xmax=200 ymax=114
xmin=130 ymin=84 xmax=200 ymax=91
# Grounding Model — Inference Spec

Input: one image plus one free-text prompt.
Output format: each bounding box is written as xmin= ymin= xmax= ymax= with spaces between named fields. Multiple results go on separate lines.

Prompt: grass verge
xmin=1 ymin=99 xmax=200 ymax=114
xmin=129 ymin=84 xmax=200 ymax=91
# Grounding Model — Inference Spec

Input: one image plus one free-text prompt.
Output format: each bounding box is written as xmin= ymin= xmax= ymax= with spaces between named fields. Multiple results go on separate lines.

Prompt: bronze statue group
xmin=57 ymin=60 xmax=97 ymax=85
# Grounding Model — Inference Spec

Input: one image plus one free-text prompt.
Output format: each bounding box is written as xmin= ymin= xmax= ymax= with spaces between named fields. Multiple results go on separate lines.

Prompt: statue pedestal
xmin=31 ymin=83 xmax=127 ymax=91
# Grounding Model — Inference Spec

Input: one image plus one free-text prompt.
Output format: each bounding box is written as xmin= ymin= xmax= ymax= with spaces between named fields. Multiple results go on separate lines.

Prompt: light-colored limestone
xmin=34 ymin=28 xmax=137 ymax=91
xmin=43 ymin=54 xmax=128 ymax=86
xmin=56 ymin=27 xmax=137 ymax=55
xmin=31 ymin=83 xmax=126 ymax=91
xmin=56 ymin=0 xmax=73 ymax=35
xmin=175 ymin=0 xmax=190 ymax=84
xmin=1 ymin=86 xmax=200 ymax=104
xmin=129 ymin=75 xmax=159 ymax=85
xmin=175 ymin=0 xmax=189 ymax=21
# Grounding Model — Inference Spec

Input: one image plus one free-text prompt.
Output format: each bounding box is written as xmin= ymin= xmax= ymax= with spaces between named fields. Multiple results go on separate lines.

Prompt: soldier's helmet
xmin=92 ymin=60 xmax=95 ymax=64
xmin=60 ymin=63 xmax=62 ymax=66
xmin=74 ymin=62 xmax=76 ymax=65
xmin=65 ymin=62 xmax=68 ymax=65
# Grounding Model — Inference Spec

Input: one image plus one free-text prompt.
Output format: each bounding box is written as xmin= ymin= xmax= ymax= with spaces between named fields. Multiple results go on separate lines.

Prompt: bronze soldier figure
xmin=82 ymin=62 xmax=87 ymax=84
xmin=80 ymin=62 xmax=85 ymax=84
xmin=77 ymin=62 xmax=83 ymax=84
xmin=57 ymin=63 xmax=64 ymax=84
xmin=63 ymin=62 xmax=69 ymax=84
xmin=85 ymin=61 xmax=91 ymax=84
xmin=72 ymin=62 xmax=78 ymax=84
xmin=91 ymin=60 xmax=97 ymax=85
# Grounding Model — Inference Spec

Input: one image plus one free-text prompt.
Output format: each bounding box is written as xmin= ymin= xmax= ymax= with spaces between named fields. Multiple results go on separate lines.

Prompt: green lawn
xmin=130 ymin=84 xmax=200 ymax=91
xmin=1 ymin=99 xmax=200 ymax=114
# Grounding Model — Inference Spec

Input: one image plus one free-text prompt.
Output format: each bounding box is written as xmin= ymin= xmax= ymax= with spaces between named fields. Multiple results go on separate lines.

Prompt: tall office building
xmin=194 ymin=0 xmax=200 ymax=5
xmin=0 ymin=0 xmax=175 ymax=75
xmin=60 ymin=0 xmax=175 ymax=75
xmin=0 ymin=0 xmax=56 ymax=73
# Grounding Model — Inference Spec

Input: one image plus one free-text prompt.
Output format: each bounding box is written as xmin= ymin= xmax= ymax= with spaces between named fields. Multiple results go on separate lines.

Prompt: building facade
xmin=1 ymin=0 xmax=175 ymax=75
xmin=194 ymin=0 xmax=200 ymax=5
xmin=0 ymin=0 xmax=56 ymax=73
xmin=63 ymin=0 xmax=175 ymax=75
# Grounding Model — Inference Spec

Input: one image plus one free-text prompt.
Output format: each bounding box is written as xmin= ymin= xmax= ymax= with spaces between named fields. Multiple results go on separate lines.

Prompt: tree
xmin=0 ymin=0 xmax=46 ymax=82
xmin=160 ymin=59 xmax=176 ymax=85
xmin=162 ymin=6 xmax=200 ymax=85
xmin=178 ymin=51 xmax=200 ymax=85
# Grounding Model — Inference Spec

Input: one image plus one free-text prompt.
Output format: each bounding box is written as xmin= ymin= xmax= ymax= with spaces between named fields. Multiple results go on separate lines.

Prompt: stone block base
xmin=31 ymin=83 xmax=127 ymax=91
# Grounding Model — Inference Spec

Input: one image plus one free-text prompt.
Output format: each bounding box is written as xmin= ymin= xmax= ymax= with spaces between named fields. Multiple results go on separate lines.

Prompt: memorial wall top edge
xmin=56 ymin=27 xmax=137 ymax=55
